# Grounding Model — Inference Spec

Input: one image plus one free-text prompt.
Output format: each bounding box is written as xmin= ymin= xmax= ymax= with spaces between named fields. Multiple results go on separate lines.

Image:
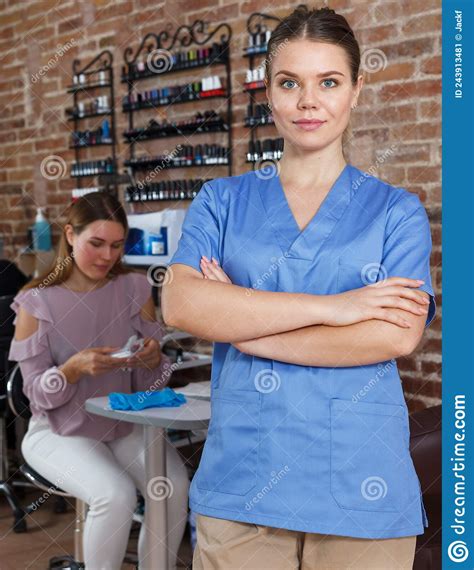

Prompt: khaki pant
xmin=193 ymin=514 xmax=417 ymax=570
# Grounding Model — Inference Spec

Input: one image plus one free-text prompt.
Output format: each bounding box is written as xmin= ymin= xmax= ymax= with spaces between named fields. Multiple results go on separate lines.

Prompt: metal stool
xmin=7 ymin=363 xmax=86 ymax=569
xmin=0 ymin=293 xmax=29 ymax=532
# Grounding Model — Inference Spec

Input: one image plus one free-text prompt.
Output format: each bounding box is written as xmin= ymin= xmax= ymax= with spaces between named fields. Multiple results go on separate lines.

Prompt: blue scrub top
xmin=169 ymin=163 xmax=436 ymax=539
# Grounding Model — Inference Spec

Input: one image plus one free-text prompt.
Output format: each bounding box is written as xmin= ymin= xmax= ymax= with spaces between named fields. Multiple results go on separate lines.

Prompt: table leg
xmin=143 ymin=425 xmax=169 ymax=570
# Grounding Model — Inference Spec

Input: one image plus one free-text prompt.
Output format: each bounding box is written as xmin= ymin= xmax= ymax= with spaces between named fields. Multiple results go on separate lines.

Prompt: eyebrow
xmin=274 ymin=70 xmax=345 ymax=78
xmin=90 ymin=237 xmax=125 ymax=244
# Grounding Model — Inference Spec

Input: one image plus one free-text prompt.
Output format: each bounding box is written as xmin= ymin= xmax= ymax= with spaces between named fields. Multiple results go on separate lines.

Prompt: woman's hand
xmin=124 ymin=337 xmax=162 ymax=370
xmin=324 ymin=277 xmax=430 ymax=328
xmin=199 ymin=256 xmax=428 ymax=329
xmin=200 ymin=256 xmax=232 ymax=283
xmin=60 ymin=347 xmax=129 ymax=384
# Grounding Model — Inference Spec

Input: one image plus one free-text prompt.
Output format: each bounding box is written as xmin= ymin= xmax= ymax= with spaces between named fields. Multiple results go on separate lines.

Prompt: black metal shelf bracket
xmin=122 ymin=19 xmax=233 ymax=197
xmin=69 ymin=49 xmax=118 ymax=196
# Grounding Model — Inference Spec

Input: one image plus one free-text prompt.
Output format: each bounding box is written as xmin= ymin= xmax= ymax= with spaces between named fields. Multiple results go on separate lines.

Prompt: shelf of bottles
xmin=121 ymin=20 xmax=233 ymax=203
xmin=66 ymin=50 xmax=118 ymax=198
xmin=243 ymin=12 xmax=283 ymax=167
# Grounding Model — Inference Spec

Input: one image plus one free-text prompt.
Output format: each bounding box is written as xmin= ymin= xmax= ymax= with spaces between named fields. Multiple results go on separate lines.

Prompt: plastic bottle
xmin=32 ymin=207 xmax=52 ymax=251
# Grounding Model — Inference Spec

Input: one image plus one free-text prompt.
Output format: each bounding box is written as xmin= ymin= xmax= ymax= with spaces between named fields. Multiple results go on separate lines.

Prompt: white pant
xmin=22 ymin=417 xmax=190 ymax=570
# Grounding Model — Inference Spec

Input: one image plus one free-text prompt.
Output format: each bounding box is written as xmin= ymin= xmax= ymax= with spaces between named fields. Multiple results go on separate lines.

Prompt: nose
xmin=297 ymin=88 xmax=321 ymax=111
xmin=101 ymin=247 xmax=113 ymax=261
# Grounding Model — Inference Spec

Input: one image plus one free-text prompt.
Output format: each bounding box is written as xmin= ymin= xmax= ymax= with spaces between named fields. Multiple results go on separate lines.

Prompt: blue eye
xmin=280 ymin=79 xmax=298 ymax=89
xmin=323 ymin=79 xmax=338 ymax=88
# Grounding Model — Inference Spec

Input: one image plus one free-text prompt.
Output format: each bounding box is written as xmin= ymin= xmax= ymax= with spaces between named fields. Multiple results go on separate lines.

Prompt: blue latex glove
xmin=109 ymin=387 xmax=187 ymax=411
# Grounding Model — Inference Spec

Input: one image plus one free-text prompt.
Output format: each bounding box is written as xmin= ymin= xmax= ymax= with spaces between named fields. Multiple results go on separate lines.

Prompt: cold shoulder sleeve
xmin=8 ymin=288 xmax=78 ymax=411
xmin=126 ymin=272 xmax=173 ymax=392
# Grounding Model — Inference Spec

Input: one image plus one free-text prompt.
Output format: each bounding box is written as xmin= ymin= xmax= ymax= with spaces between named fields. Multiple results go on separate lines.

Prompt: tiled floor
xmin=0 ymin=487 xmax=193 ymax=569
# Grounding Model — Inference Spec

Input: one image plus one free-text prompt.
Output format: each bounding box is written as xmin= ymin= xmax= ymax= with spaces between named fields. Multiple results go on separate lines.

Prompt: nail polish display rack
xmin=66 ymin=50 xmax=118 ymax=196
xmin=122 ymin=19 xmax=233 ymax=203
xmin=243 ymin=12 xmax=282 ymax=167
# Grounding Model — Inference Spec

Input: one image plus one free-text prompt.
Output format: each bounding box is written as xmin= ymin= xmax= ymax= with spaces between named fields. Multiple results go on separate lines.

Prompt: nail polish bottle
xmin=247 ymin=140 xmax=253 ymax=162
xmin=195 ymin=144 xmax=202 ymax=165
xmin=265 ymin=29 xmax=271 ymax=48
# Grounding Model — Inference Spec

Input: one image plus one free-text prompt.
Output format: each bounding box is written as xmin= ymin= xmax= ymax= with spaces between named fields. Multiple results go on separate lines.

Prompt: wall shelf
xmin=243 ymin=12 xmax=281 ymax=169
xmin=122 ymin=20 xmax=233 ymax=202
xmin=67 ymin=50 xmax=118 ymax=197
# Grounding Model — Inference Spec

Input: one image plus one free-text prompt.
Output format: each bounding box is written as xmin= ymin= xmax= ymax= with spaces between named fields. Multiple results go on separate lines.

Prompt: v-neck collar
xmin=256 ymin=163 xmax=353 ymax=260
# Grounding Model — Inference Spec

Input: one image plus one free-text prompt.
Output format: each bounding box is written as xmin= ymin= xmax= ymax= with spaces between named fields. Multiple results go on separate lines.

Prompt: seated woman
xmin=9 ymin=192 xmax=189 ymax=570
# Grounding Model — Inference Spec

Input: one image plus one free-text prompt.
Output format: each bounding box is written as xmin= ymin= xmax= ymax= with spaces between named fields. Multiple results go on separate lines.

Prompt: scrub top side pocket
xmin=195 ymin=389 xmax=261 ymax=496
xmin=330 ymin=398 xmax=414 ymax=513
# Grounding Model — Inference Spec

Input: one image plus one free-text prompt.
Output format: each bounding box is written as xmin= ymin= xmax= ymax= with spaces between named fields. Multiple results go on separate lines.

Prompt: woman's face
xmin=65 ymin=220 xmax=125 ymax=281
xmin=265 ymin=39 xmax=363 ymax=152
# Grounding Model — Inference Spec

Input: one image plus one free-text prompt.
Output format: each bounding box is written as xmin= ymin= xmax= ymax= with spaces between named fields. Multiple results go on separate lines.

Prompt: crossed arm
xmin=161 ymin=262 xmax=430 ymax=367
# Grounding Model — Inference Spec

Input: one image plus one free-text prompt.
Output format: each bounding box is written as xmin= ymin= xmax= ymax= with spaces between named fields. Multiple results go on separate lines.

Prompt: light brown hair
xmin=22 ymin=192 xmax=132 ymax=292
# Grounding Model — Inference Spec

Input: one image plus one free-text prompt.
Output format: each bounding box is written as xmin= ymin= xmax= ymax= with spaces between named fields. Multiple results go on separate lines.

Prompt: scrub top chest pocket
xmin=337 ymin=256 xmax=384 ymax=293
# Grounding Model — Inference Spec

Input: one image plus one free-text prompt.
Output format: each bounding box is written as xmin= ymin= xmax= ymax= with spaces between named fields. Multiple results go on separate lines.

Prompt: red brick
xmin=364 ymin=62 xmax=416 ymax=84
xmin=407 ymin=166 xmax=440 ymax=184
xmin=402 ymin=14 xmax=442 ymax=37
xmin=420 ymin=55 xmax=442 ymax=75
xmin=380 ymin=80 xmax=441 ymax=102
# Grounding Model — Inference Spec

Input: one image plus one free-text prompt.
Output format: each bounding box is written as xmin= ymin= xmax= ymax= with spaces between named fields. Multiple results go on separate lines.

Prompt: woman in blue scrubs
xmin=163 ymin=6 xmax=436 ymax=569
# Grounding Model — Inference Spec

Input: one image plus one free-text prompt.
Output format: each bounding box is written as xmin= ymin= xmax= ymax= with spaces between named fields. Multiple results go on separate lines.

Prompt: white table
xmin=85 ymin=395 xmax=210 ymax=570
xmin=175 ymin=380 xmax=211 ymax=401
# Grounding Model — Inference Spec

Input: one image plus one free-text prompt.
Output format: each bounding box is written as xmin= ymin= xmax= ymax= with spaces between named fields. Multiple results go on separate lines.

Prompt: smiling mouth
xmin=293 ymin=120 xmax=326 ymax=124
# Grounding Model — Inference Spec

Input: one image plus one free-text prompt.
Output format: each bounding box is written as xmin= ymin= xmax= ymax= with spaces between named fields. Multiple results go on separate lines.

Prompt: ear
xmin=64 ymin=224 xmax=74 ymax=247
xmin=265 ymin=80 xmax=271 ymax=109
xmin=352 ymin=74 xmax=364 ymax=107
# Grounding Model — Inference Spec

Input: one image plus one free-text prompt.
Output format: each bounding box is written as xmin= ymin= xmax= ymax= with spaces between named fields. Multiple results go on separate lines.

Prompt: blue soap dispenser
xmin=33 ymin=207 xmax=52 ymax=251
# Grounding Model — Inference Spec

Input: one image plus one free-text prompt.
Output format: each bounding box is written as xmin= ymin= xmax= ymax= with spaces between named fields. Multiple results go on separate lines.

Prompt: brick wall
xmin=0 ymin=0 xmax=442 ymax=409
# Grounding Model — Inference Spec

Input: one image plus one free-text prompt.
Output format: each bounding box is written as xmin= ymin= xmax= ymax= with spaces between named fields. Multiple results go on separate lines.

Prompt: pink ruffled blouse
xmin=8 ymin=271 xmax=172 ymax=441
